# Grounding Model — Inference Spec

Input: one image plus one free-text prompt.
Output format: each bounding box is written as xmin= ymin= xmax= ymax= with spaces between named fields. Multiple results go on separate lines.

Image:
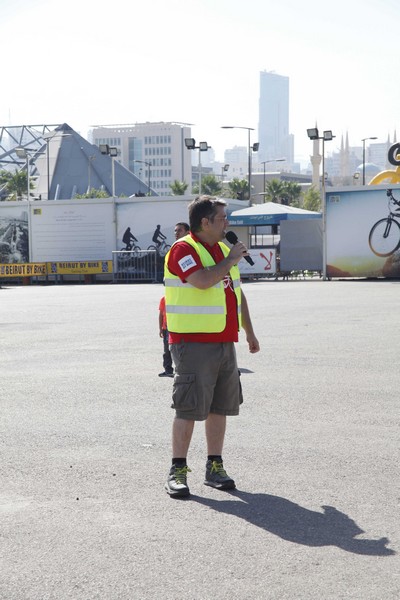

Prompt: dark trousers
xmin=162 ymin=329 xmax=173 ymax=374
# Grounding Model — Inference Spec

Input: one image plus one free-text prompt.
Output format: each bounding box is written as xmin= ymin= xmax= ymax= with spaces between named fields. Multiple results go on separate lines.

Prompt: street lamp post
xmin=99 ymin=144 xmax=118 ymax=197
xmin=221 ymin=163 xmax=229 ymax=183
xmin=43 ymin=132 xmax=72 ymax=199
xmin=184 ymin=138 xmax=210 ymax=195
xmin=15 ymin=148 xmax=30 ymax=200
xmin=307 ymin=128 xmax=335 ymax=281
xmin=261 ymin=158 xmax=286 ymax=201
xmin=221 ymin=126 xmax=259 ymax=200
xmin=134 ymin=160 xmax=151 ymax=194
xmin=87 ymin=155 xmax=96 ymax=192
xmin=362 ymin=136 xmax=378 ymax=185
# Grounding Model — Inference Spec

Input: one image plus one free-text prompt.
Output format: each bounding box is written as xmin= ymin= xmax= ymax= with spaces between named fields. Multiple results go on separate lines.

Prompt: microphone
xmin=225 ymin=231 xmax=254 ymax=266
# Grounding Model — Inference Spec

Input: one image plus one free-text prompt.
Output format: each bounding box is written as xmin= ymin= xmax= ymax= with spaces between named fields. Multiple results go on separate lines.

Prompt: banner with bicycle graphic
xmin=326 ymin=184 xmax=400 ymax=278
xmin=0 ymin=198 xmax=192 ymax=267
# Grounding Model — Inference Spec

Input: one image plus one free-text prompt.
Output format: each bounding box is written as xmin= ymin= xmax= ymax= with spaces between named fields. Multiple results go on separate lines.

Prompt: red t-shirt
xmin=166 ymin=233 xmax=239 ymax=343
xmin=159 ymin=296 xmax=167 ymax=330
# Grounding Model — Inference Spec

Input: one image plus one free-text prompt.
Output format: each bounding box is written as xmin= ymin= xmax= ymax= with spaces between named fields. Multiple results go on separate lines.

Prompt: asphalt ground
xmin=0 ymin=279 xmax=399 ymax=600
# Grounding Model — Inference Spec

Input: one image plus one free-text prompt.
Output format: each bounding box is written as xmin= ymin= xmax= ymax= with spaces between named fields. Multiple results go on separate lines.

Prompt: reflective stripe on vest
xmin=164 ymin=234 xmax=241 ymax=333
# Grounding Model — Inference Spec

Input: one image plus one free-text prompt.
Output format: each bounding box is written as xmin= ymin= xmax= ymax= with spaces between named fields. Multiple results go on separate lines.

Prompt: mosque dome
xmin=355 ymin=162 xmax=382 ymax=175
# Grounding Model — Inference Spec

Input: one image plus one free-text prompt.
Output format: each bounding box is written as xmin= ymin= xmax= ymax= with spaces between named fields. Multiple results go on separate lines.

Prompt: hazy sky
xmin=1 ymin=0 xmax=399 ymax=166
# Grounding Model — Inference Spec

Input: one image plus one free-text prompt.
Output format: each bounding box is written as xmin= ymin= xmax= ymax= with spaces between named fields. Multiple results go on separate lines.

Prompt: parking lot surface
xmin=1 ymin=280 xmax=399 ymax=599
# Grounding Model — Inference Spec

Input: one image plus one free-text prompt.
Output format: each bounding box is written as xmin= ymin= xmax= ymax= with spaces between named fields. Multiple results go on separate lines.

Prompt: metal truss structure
xmin=0 ymin=124 xmax=62 ymax=172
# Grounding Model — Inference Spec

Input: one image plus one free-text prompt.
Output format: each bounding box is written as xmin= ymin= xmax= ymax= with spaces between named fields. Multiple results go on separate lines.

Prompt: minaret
xmin=386 ymin=133 xmax=391 ymax=168
xmin=339 ymin=135 xmax=345 ymax=179
xmin=345 ymin=132 xmax=350 ymax=178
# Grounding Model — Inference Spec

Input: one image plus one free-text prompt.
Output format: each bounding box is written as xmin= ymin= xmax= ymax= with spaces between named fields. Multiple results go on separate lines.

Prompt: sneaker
xmin=159 ymin=371 xmax=174 ymax=378
xmin=204 ymin=460 xmax=236 ymax=490
xmin=165 ymin=465 xmax=191 ymax=497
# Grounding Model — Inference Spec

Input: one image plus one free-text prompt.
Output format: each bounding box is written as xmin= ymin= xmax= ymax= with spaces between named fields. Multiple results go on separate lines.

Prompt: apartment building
xmin=89 ymin=122 xmax=192 ymax=195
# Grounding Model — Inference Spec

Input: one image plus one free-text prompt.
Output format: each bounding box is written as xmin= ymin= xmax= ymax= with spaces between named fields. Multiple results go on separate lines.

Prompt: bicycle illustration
xmin=120 ymin=244 xmax=141 ymax=257
xmin=147 ymin=239 xmax=171 ymax=256
xmin=368 ymin=189 xmax=400 ymax=257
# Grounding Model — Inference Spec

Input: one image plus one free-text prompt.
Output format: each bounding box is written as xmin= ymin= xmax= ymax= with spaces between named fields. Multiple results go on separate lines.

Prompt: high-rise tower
xmin=258 ymin=70 xmax=294 ymax=166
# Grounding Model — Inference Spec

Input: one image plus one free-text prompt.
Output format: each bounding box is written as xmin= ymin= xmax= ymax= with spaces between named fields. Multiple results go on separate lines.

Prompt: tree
xmin=74 ymin=188 xmax=110 ymax=199
xmin=228 ymin=178 xmax=249 ymax=200
xmin=0 ymin=168 xmax=34 ymax=201
xmin=303 ymin=186 xmax=321 ymax=212
xmin=169 ymin=180 xmax=188 ymax=195
xmin=264 ymin=179 xmax=284 ymax=203
xmin=281 ymin=181 xmax=302 ymax=207
xmin=192 ymin=174 xmax=222 ymax=196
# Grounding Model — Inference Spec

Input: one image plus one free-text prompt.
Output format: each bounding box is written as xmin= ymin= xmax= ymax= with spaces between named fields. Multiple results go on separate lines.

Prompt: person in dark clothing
xmin=122 ymin=227 xmax=138 ymax=250
xmin=152 ymin=225 xmax=167 ymax=248
xmin=158 ymin=222 xmax=189 ymax=378
xmin=158 ymin=295 xmax=174 ymax=378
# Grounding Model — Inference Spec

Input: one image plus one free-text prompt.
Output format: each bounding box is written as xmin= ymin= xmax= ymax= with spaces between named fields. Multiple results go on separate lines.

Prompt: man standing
xmin=164 ymin=196 xmax=260 ymax=497
xmin=158 ymin=222 xmax=189 ymax=378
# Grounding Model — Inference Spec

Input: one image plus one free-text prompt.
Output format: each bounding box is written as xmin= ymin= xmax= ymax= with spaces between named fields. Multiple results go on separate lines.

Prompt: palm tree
xmin=281 ymin=181 xmax=303 ymax=207
xmin=264 ymin=179 xmax=284 ymax=203
xmin=193 ymin=174 xmax=222 ymax=196
xmin=228 ymin=178 xmax=249 ymax=200
xmin=169 ymin=180 xmax=189 ymax=195
xmin=0 ymin=168 xmax=33 ymax=201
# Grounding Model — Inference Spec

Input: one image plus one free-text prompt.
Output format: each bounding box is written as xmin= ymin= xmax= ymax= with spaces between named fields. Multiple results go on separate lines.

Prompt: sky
xmin=1 ymin=0 xmax=399 ymax=167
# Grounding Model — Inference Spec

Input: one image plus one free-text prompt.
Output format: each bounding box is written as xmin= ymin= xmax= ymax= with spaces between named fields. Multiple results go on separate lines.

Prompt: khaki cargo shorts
xmin=170 ymin=342 xmax=243 ymax=421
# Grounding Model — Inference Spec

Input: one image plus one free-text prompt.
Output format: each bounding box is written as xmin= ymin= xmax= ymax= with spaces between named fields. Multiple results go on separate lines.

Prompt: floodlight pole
xmin=133 ymin=160 xmax=151 ymax=195
xmin=99 ymin=144 xmax=119 ymax=196
xmin=15 ymin=147 xmax=32 ymax=200
xmin=43 ymin=132 xmax=72 ymax=199
xmin=112 ymin=156 xmax=116 ymax=197
xmin=184 ymin=139 xmax=210 ymax=195
xmin=307 ymin=128 xmax=335 ymax=281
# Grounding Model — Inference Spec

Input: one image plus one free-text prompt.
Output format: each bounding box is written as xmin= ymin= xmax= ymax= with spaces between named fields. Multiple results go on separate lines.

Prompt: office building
xmin=258 ymin=70 xmax=294 ymax=167
xmin=89 ymin=122 xmax=192 ymax=196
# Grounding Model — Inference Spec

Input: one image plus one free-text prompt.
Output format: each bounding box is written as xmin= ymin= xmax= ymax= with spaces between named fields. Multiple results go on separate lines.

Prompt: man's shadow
xmin=191 ymin=490 xmax=395 ymax=556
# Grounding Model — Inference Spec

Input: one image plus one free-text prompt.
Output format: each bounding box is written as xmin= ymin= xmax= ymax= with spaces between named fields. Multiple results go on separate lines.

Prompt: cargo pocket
xmin=238 ymin=369 xmax=243 ymax=405
xmin=172 ymin=373 xmax=197 ymax=412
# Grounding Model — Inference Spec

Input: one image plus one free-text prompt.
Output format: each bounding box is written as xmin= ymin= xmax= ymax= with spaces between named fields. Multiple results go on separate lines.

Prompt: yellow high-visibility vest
xmin=164 ymin=234 xmax=241 ymax=333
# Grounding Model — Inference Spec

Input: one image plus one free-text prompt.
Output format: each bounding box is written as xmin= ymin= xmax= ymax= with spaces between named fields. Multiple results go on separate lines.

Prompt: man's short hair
xmin=175 ymin=222 xmax=190 ymax=232
xmin=188 ymin=196 xmax=227 ymax=233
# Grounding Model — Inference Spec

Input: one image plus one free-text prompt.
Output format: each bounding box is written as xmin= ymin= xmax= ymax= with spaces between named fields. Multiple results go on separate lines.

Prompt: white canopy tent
xmin=228 ymin=202 xmax=321 ymax=226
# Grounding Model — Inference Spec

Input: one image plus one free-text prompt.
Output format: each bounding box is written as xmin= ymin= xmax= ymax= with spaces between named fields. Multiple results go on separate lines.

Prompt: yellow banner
xmin=47 ymin=260 xmax=113 ymax=275
xmin=0 ymin=263 xmax=47 ymax=277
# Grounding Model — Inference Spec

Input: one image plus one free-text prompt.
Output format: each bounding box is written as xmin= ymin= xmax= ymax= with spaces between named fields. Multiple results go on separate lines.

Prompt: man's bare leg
xmin=205 ymin=413 xmax=226 ymax=455
xmin=172 ymin=417 xmax=195 ymax=458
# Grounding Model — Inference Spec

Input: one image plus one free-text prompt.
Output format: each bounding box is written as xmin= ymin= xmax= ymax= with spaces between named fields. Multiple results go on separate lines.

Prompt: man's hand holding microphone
xmin=225 ymin=231 xmax=254 ymax=265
